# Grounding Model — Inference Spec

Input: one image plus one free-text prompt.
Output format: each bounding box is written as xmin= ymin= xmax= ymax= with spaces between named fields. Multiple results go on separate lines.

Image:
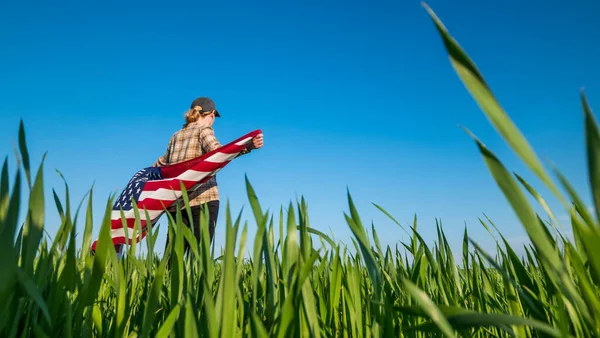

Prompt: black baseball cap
xmin=190 ymin=97 xmax=221 ymax=117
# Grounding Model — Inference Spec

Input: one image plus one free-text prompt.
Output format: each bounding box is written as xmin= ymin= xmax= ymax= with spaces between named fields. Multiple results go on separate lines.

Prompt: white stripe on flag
xmin=235 ymin=137 xmax=252 ymax=146
xmin=110 ymin=228 xmax=125 ymax=239
xmin=205 ymin=152 xmax=236 ymax=163
xmin=109 ymin=227 xmax=144 ymax=240
xmin=138 ymin=188 xmax=180 ymax=201
xmin=111 ymin=208 xmax=164 ymax=221
xmin=177 ymin=169 xmax=213 ymax=181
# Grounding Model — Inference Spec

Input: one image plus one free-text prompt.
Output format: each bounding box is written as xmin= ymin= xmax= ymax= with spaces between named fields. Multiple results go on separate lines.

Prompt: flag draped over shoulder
xmin=90 ymin=129 xmax=262 ymax=253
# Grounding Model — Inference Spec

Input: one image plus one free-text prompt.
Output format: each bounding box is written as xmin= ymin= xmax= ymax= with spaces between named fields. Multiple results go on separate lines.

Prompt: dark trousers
xmin=164 ymin=200 xmax=219 ymax=256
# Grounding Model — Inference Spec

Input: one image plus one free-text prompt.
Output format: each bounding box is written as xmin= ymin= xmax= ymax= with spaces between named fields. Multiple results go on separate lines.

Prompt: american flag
xmin=90 ymin=129 xmax=262 ymax=253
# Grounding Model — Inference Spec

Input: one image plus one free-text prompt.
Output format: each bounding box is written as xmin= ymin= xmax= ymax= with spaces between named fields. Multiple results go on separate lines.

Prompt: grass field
xmin=2 ymin=4 xmax=600 ymax=337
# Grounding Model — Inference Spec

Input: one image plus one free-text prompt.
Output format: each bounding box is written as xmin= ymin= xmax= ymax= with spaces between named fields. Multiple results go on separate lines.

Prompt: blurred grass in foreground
xmin=1 ymin=3 xmax=599 ymax=337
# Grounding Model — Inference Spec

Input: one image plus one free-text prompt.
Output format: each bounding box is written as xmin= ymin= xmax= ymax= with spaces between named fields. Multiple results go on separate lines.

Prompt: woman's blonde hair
xmin=183 ymin=106 xmax=213 ymax=128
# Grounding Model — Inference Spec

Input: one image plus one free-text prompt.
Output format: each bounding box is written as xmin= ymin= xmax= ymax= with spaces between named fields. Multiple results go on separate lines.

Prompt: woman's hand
xmin=252 ymin=133 xmax=264 ymax=149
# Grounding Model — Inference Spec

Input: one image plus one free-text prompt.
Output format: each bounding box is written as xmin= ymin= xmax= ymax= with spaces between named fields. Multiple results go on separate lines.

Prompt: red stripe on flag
xmin=110 ymin=217 xmax=149 ymax=230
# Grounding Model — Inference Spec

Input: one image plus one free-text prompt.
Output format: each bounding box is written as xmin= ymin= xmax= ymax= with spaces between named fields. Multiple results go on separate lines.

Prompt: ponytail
xmin=183 ymin=105 xmax=215 ymax=128
xmin=183 ymin=108 xmax=201 ymax=127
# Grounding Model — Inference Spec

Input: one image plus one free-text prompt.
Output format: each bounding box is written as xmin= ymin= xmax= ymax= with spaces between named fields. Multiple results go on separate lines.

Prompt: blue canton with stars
xmin=113 ymin=166 xmax=163 ymax=210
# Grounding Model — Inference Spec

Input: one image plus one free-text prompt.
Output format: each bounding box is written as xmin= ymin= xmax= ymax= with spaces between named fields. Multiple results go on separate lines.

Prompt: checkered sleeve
xmin=199 ymin=127 xmax=222 ymax=153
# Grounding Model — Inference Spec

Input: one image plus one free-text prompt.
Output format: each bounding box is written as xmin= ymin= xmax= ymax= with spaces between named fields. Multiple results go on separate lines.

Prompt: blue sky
xmin=1 ymin=0 xmax=599 ymax=258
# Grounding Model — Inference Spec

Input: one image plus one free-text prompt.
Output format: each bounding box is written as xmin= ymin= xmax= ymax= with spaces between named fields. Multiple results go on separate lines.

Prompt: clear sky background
xmin=1 ymin=0 xmax=599 ymax=258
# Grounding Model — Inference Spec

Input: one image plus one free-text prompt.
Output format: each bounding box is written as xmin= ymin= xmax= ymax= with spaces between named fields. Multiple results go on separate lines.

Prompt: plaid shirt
xmin=153 ymin=121 xmax=250 ymax=208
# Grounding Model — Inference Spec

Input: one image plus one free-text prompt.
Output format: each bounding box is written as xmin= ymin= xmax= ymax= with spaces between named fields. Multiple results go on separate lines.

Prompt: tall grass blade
xmin=515 ymin=173 xmax=561 ymax=232
xmin=17 ymin=120 xmax=31 ymax=188
xmin=21 ymin=153 xmax=46 ymax=276
xmin=421 ymin=2 xmax=566 ymax=208
xmin=0 ymin=170 xmax=20 ymax=304
xmin=345 ymin=190 xmax=382 ymax=298
xmin=81 ymin=194 xmax=116 ymax=307
xmin=400 ymin=305 xmax=566 ymax=337
xmin=142 ymin=253 xmax=168 ymax=337
xmin=81 ymin=185 xmax=95 ymax=263
xmin=155 ymin=305 xmax=181 ymax=338
xmin=582 ymin=90 xmax=600 ymax=224
xmin=468 ymin=130 xmax=590 ymax=323
xmin=402 ymin=278 xmax=457 ymax=338
xmin=184 ymin=297 xmax=199 ymax=338
xmin=0 ymin=157 xmax=8 ymax=224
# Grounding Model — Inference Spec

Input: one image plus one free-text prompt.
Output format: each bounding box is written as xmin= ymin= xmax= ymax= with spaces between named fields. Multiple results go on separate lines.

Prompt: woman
xmin=153 ymin=96 xmax=264 ymax=253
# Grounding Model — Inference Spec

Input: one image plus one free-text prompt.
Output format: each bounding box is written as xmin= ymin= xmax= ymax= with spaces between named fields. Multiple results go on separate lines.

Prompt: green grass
xmin=1 ymin=3 xmax=600 ymax=337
